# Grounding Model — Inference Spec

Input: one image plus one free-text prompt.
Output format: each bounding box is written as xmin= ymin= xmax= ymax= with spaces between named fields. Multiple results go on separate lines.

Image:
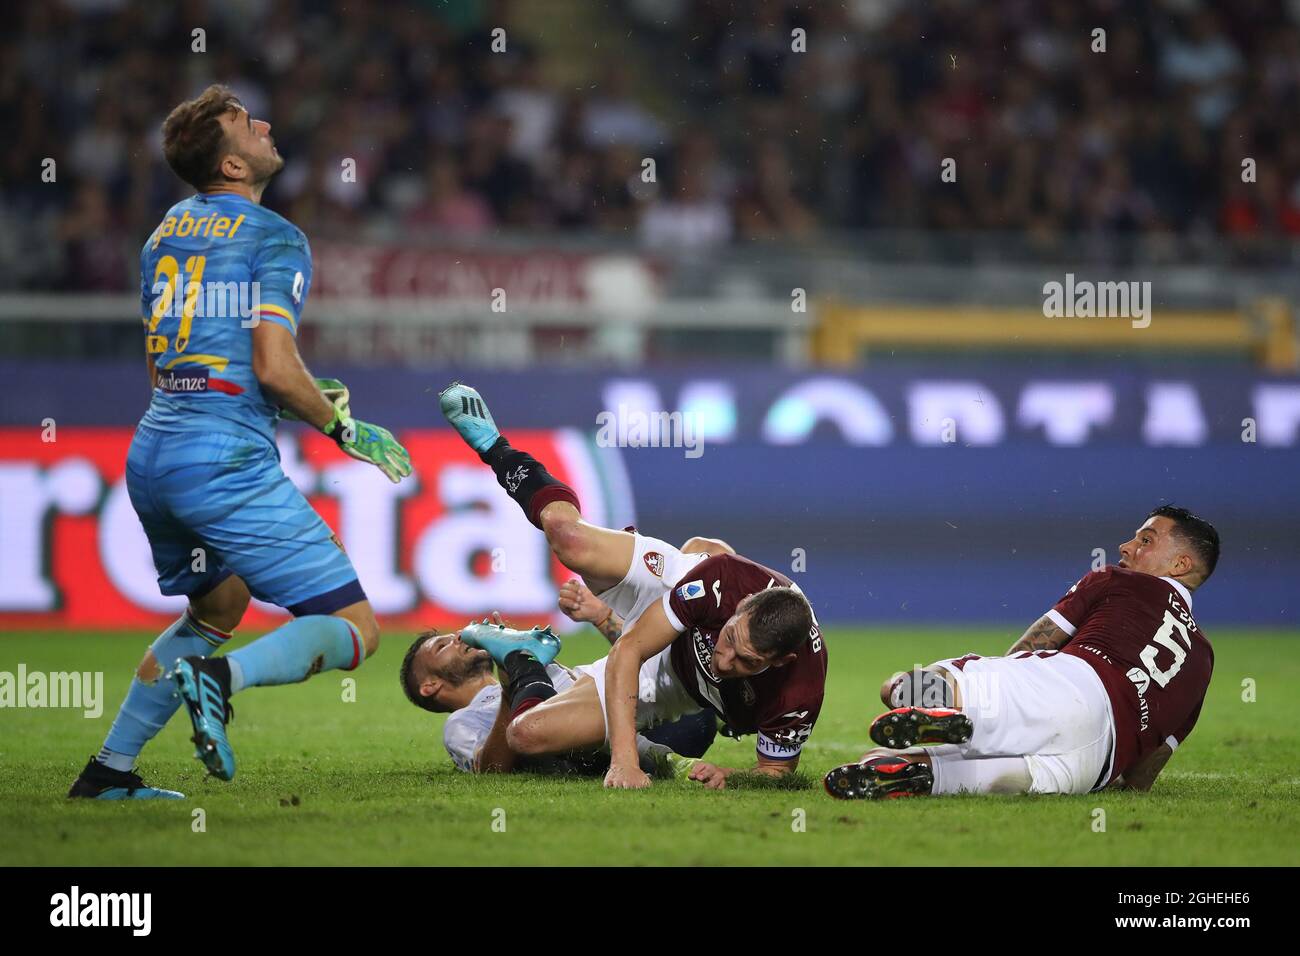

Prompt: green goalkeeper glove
xmin=279 ymin=377 xmax=351 ymax=422
xmin=322 ymin=409 xmax=413 ymax=484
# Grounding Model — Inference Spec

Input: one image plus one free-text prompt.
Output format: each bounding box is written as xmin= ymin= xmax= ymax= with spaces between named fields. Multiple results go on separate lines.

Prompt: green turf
xmin=1 ymin=628 xmax=1297 ymax=866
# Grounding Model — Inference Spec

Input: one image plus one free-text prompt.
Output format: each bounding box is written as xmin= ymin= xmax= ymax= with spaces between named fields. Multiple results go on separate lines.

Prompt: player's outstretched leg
xmin=439 ymin=381 xmax=580 ymax=528
xmin=869 ymin=707 xmax=973 ymax=750
xmin=823 ymin=754 xmax=935 ymax=800
xmin=440 ymin=382 xmax=633 ymax=592
xmin=174 ymin=615 xmax=365 ymax=780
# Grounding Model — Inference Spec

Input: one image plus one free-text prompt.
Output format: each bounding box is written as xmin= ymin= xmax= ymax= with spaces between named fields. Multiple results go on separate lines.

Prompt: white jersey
xmin=443 ymin=533 xmax=708 ymax=771
xmin=443 ymin=663 xmax=578 ymax=772
xmin=442 ymin=661 xmax=679 ymax=773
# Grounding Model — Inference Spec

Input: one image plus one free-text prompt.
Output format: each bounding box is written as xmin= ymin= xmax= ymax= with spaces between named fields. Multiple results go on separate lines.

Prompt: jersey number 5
xmin=1139 ymin=610 xmax=1192 ymax=688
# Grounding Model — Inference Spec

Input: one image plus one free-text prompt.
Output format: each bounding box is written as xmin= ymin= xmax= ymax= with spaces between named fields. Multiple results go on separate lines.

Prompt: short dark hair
xmin=399 ymin=631 xmax=452 ymax=714
xmin=161 ymin=84 xmax=243 ymax=190
xmin=739 ymin=587 xmax=814 ymax=658
xmin=1149 ymin=504 xmax=1220 ymax=587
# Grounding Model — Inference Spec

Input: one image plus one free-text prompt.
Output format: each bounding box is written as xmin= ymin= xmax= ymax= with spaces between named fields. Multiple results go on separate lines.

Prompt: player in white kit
xmin=400 ymin=536 xmax=724 ymax=775
xmin=434 ymin=382 xmax=825 ymax=791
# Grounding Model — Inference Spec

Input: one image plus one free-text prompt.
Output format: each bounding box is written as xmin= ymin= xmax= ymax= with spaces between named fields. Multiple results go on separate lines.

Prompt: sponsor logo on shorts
xmin=677 ymin=580 xmax=705 ymax=601
xmin=643 ymin=551 xmax=664 ymax=577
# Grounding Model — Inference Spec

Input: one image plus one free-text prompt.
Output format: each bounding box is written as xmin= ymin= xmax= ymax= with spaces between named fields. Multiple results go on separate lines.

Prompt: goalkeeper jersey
xmin=138 ymin=192 xmax=312 ymax=445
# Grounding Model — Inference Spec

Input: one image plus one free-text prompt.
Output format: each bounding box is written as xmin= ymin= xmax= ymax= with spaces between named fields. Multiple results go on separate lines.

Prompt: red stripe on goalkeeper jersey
xmin=206 ymin=377 xmax=244 ymax=395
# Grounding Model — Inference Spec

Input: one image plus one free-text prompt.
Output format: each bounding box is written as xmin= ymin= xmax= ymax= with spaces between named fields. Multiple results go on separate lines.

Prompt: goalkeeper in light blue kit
xmin=69 ymin=85 xmax=412 ymax=800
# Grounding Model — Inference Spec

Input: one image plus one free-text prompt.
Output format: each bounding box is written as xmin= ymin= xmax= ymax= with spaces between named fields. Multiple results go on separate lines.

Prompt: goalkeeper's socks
xmin=97 ymin=610 xmax=232 ymax=772
xmin=225 ymin=616 xmax=362 ymax=693
xmin=502 ymin=649 xmax=557 ymax=718
xmin=480 ymin=437 xmax=580 ymax=529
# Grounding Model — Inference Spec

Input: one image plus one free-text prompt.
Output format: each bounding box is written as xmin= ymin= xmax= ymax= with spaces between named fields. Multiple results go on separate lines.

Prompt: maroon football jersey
xmin=661 ymin=554 xmax=827 ymax=762
xmin=1052 ymin=567 xmax=1213 ymax=784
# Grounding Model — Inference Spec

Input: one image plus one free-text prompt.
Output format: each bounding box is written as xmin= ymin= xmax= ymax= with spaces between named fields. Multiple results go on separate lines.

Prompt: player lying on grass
xmin=436 ymin=382 xmax=827 ymax=790
xmin=401 ymin=597 xmax=718 ymax=775
xmin=824 ymin=505 xmax=1218 ymax=800
xmin=69 ymin=86 xmax=411 ymax=800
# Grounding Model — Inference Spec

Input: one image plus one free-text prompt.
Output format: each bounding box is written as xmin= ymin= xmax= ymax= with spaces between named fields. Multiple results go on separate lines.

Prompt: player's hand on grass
xmin=558 ymin=579 xmax=611 ymax=625
xmin=686 ymin=762 xmax=730 ymax=790
xmin=324 ymin=412 xmax=412 ymax=484
xmin=603 ymin=762 xmax=652 ymax=790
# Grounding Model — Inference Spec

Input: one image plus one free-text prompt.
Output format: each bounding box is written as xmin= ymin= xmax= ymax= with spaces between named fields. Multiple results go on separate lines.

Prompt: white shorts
xmin=929 ymin=651 xmax=1116 ymax=794
xmin=574 ymin=647 xmax=701 ymax=740
xmin=595 ymin=532 xmax=707 ymax=630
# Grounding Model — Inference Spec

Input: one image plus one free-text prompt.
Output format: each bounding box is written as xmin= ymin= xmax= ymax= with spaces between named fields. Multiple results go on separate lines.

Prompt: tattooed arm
xmin=593 ymin=608 xmax=624 ymax=644
xmin=557 ymin=579 xmax=624 ymax=645
xmin=1005 ymin=613 xmax=1072 ymax=655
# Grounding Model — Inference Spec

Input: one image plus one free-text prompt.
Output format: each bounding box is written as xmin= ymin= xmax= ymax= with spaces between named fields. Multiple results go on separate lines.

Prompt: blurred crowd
xmin=4 ymin=0 xmax=1300 ymax=292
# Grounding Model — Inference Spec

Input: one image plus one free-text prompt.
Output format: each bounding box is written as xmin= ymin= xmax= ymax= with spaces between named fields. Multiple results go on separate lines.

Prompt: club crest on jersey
xmin=643 ymin=551 xmax=665 ymax=577
xmin=677 ymin=580 xmax=705 ymax=601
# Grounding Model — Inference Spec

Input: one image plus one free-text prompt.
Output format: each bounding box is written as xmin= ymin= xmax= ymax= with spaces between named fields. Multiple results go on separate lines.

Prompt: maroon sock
xmin=481 ymin=437 xmax=580 ymax=528
xmin=509 ymin=696 xmax=548 ymax=721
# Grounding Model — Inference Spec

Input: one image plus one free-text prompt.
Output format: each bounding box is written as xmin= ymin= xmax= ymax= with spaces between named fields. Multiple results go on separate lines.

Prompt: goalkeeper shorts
xmin=126 ymin=424 xmax=366 ymax=615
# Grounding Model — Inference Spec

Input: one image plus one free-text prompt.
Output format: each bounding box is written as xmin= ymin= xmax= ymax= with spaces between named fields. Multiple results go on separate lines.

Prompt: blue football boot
xmin=459 ymin=620 xmax=561 ymax=667
xmin=439 ymin=381 xmax=502 ymax=454
xmin=67 ymin=756 xmax=185 ymax=800
xmin=173 ymin=657 xmax=236 ymax=781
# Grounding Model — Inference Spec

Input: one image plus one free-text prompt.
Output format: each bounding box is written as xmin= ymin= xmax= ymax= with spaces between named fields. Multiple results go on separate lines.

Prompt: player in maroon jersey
xmin=825 ymin=505 xmax=1219 ymax=800
xmin=437 ymin=382 xmax=827 ymax=790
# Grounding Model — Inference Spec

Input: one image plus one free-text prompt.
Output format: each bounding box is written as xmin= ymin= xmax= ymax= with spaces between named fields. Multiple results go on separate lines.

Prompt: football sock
xmin=636 ymin=735 xmax=674 ymax=772
xmin=97 ymin=610 xmax=232 ymax=772
xmin=929 ymin=754 xmax=1032 ymax=795
xmin=641 ymin=709 xmax=718 ymax=758
xmin=225 ymin=615 xmax=362 ymax=693
xmin=889 ymin=668 xmax=955 ymax=709
xmin=480 ymin=437 xmax=580 ymax=529
xmin=501 ymin=649 xmax=557 ymax=716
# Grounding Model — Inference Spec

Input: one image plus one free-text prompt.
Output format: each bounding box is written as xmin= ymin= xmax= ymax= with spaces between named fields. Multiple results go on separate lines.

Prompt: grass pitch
xmin=1 ymin=628 xmax=1297 ymax=866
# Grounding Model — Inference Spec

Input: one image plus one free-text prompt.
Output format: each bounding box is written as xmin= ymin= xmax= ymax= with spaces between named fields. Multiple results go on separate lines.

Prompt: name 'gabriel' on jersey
xmin=660 ymin=553 xmax=827 ymax=763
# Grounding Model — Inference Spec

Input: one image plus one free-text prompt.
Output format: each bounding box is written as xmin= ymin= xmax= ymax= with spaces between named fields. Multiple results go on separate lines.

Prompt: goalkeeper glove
xmin=322 ymin=408 xmax=413 ymax=484
xmin=280 ymin=377 xmax=351 ymax=422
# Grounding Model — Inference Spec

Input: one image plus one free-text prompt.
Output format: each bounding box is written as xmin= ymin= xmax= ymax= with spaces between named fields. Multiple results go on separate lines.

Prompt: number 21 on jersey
xmin=146 ymin=254 xmax=207 ymax=354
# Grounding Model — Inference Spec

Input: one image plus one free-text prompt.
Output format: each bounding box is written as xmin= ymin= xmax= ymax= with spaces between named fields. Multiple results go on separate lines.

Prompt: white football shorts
xmin=595 ymin=532 xmax=707 ymax=631
xmin=574 ymin=533 xmax=708 ymax=738
xmin=927 ymin=651 xmax=1116 ymax=794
